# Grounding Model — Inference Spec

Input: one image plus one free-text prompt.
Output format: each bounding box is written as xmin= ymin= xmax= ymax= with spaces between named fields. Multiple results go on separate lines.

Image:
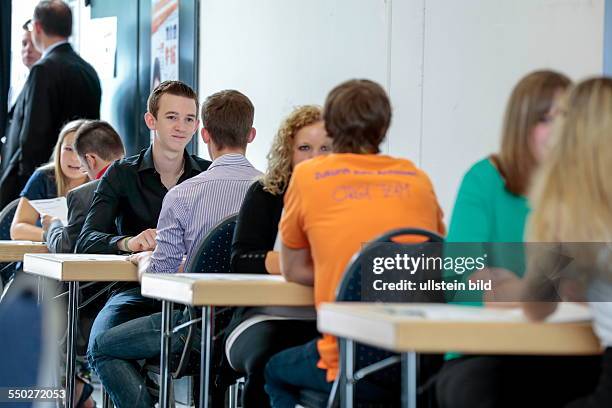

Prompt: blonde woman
xmin=10 ymin=119 xmax=89 ymax=241
xmin=227 ymin=105 xmax=332 ymax=408
xmin=523 ymin=77 xmax=612 ymax=408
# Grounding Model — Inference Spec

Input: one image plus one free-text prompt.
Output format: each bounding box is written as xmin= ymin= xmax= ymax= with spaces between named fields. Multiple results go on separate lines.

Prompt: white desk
xmin=318 ymin=302 xmax=600 ymax=408
xmin=140 ymin=273 xmax=314 ymax=408
xmin=23 ymin=253 xmax=137 ymax=408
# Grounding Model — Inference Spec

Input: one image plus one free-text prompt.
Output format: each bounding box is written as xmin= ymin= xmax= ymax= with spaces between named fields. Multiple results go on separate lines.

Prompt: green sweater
xmin=448 ymin=157 xmax=529 ymax=248
xmin=444 ymin=158 xmax=530 ymax=358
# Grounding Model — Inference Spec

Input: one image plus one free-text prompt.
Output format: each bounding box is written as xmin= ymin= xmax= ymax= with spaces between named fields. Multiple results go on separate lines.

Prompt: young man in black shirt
xmin=77 ymin=81 xmax=210 ymax=380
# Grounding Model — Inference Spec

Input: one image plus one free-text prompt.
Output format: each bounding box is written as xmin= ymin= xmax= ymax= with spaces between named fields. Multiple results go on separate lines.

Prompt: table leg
xmin=401 ymin=352 xmax=417 ymax=408
xmin=200 ymin=305 xmax=213 ymax=408
xmin=65 ymin=281 xmax=79 ymax=408
xmin=102 ymin=389 xmax=113 ymax=408
xmin=343 ymin=338 xmax=355 ymax=408
xmin=159 ymin=300 xmax=173 ymax=408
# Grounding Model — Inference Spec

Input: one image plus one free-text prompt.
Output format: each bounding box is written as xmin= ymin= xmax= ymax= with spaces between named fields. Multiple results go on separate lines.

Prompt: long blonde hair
xmin=261 ymin=105 xmax=322 ymax=195
xmin=529 ymin=77 xmax=612 ymax=243
xmin=38 ymin=119 xmax=88 ymax=197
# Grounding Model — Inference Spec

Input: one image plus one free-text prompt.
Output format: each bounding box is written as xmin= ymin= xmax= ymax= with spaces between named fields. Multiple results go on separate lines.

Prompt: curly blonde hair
xmin=261 ymin=105 xmax=322 ymax=195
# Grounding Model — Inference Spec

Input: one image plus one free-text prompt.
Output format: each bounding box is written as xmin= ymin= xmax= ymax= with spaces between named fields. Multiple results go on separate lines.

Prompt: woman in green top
xmin=449 ymin=69 xmax=568 ymax=257
xmin=436 ymin=71 xmax=601 ymax=408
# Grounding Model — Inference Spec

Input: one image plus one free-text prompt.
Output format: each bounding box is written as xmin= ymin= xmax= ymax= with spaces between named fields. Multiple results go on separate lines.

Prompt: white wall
xmin=199 ymin=0 xmax=393 ymax=167
xmin=420 ymin=0 xmax=604 ymax=220
xmin=199 ymin=0 xmax=604 ymax=221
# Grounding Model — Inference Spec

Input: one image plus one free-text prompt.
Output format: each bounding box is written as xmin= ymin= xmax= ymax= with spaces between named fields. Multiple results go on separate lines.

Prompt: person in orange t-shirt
xmin=264 ymin=79 xmax=446 ymax=407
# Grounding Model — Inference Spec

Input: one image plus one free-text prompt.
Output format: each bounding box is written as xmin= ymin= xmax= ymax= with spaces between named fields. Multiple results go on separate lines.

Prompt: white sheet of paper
xmin=381 ymin=302 xmax=592 ymax=323
xmin=29 ymin=197 xmax=68 ymax=225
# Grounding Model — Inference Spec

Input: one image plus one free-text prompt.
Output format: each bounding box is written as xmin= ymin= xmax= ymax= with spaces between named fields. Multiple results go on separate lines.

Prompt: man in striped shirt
xmin=88 ymin=90 xmax=261 ymax=408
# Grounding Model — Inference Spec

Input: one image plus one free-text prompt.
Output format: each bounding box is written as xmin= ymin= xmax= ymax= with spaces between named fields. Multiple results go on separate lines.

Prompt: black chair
xmin=0 ymin=198 xmax=21 ymax=297
xmin=145 ymin=214 xmax=240 ymax=407
xmin=298 ymin=228 xmax=445 ymax=408
xmin=184 ymin=213 xmax=238 ymax=274
xmin=0 ymin=198 xmax=19 ymax=240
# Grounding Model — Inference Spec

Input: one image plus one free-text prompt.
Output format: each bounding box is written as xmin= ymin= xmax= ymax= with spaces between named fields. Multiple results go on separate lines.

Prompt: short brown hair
xmin=201 ymin=90 xmax=254 ymax=150
xmin=323 ymin=79 xmax=391 ymax=154
xmin=147 ymin=80 xmax=199 ymax=119
xmin=34 ymin=1 xmax=72 ymax=38
xmin=74 ymin=120 xmax=125 ymax=161
xmin=493 ymin=70 xmax=571 ymax=195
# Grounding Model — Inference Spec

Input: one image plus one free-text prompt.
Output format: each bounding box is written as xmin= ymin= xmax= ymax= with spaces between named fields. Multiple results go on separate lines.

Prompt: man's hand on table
xmin=127 ymin=251 xmax=152 ymax=282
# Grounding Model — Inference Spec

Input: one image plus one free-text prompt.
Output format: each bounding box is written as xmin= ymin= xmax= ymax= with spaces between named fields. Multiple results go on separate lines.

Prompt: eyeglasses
xmin=539 ymin=109 xmax=567 ymax=124
xmin=538 ymin=114 xmax=555 ymax=124
xmin=22 ymin=19 xmax=33 ymax=32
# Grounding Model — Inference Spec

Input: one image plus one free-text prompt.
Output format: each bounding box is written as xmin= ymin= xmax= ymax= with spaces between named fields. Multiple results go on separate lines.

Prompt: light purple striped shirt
xmin=148 ymin=153 xmax=262 ymax=273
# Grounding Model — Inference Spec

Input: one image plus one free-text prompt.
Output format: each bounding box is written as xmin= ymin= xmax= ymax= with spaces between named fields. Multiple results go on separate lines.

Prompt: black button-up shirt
xmin=76 ymin=146 xmax=211 ymax=254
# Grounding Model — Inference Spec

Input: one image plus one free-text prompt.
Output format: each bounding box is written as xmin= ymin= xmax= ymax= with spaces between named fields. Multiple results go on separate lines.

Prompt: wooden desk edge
xmin=23 ymin=255 xmax=138 ymax=282
xmin=0 ymin=245 xmax=49 ymax=262
xmin=141 ymin=275 xmax=314 ymax=306
xmin=318 ymin=304 xmax=602 ymax=355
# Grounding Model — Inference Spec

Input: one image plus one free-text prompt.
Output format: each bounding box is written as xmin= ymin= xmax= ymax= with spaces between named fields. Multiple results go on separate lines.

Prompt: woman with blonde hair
xmin=10 ymin=119 xmax=89 ymax=241
xmin=227 ymin=105 xmax=332 ymax=407
xmin=523 ymin=77 xmax=612 ymax=407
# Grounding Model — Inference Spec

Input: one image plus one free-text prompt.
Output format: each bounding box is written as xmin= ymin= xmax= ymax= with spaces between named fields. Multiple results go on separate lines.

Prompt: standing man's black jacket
xmin=0 ymin=42 xmax=101 ymax=208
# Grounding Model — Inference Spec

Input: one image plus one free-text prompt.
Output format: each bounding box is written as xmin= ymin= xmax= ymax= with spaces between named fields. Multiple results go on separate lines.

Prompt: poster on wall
xmin=80 ymin=16 xmax=117 ymax=81
xmin=151 ymin=0 xmax=179 ymax=90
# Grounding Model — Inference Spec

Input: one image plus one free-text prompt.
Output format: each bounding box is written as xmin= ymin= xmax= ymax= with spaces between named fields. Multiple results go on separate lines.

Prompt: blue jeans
xmin=86 ymin=287 xmax=161 ymax=408
xmin=89 ymin=306 xmax=199 ymax=408
xmin=264 ymin=339 xmax=333 ymax=408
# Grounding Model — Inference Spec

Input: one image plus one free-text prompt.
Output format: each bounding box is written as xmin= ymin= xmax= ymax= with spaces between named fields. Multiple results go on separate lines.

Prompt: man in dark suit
xmin=0 ymin=0 xmax=101 ymax=209
xmin=43 ymin=121 xmax=125 ymax=253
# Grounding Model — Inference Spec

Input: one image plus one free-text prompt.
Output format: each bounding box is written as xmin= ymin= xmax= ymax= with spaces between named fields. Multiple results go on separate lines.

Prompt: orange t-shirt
xmin=280 ymin=153 xmax=446 ymax=381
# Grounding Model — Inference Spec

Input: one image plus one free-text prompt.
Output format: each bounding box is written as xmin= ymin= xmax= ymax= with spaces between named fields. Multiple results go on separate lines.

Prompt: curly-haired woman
xmin=227 ymin=105 xmax=332 ymax=407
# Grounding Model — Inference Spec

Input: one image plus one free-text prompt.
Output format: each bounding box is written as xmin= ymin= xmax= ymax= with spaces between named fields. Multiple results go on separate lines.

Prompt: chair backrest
xmin=183 ymin=214 xmax=238 ymax=274
xmin=335 ymin=228 xmax=444 ymax=404
xmin=336 ymin=228 xmax=444 ymax=302
xmin=171 ymin=213 xmax=241 ymax=395
xmin=0 ymin=198 xmax=20 ymax=241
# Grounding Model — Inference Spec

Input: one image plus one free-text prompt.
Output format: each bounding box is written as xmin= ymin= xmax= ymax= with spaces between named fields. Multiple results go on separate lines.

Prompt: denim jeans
xmin=86 ymin=287 xmax=161 ymax=408
xmin=89 ymin=305 xmax=200 ymax=408
xmin=264 ymin=339 xmax=333 ymax=408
